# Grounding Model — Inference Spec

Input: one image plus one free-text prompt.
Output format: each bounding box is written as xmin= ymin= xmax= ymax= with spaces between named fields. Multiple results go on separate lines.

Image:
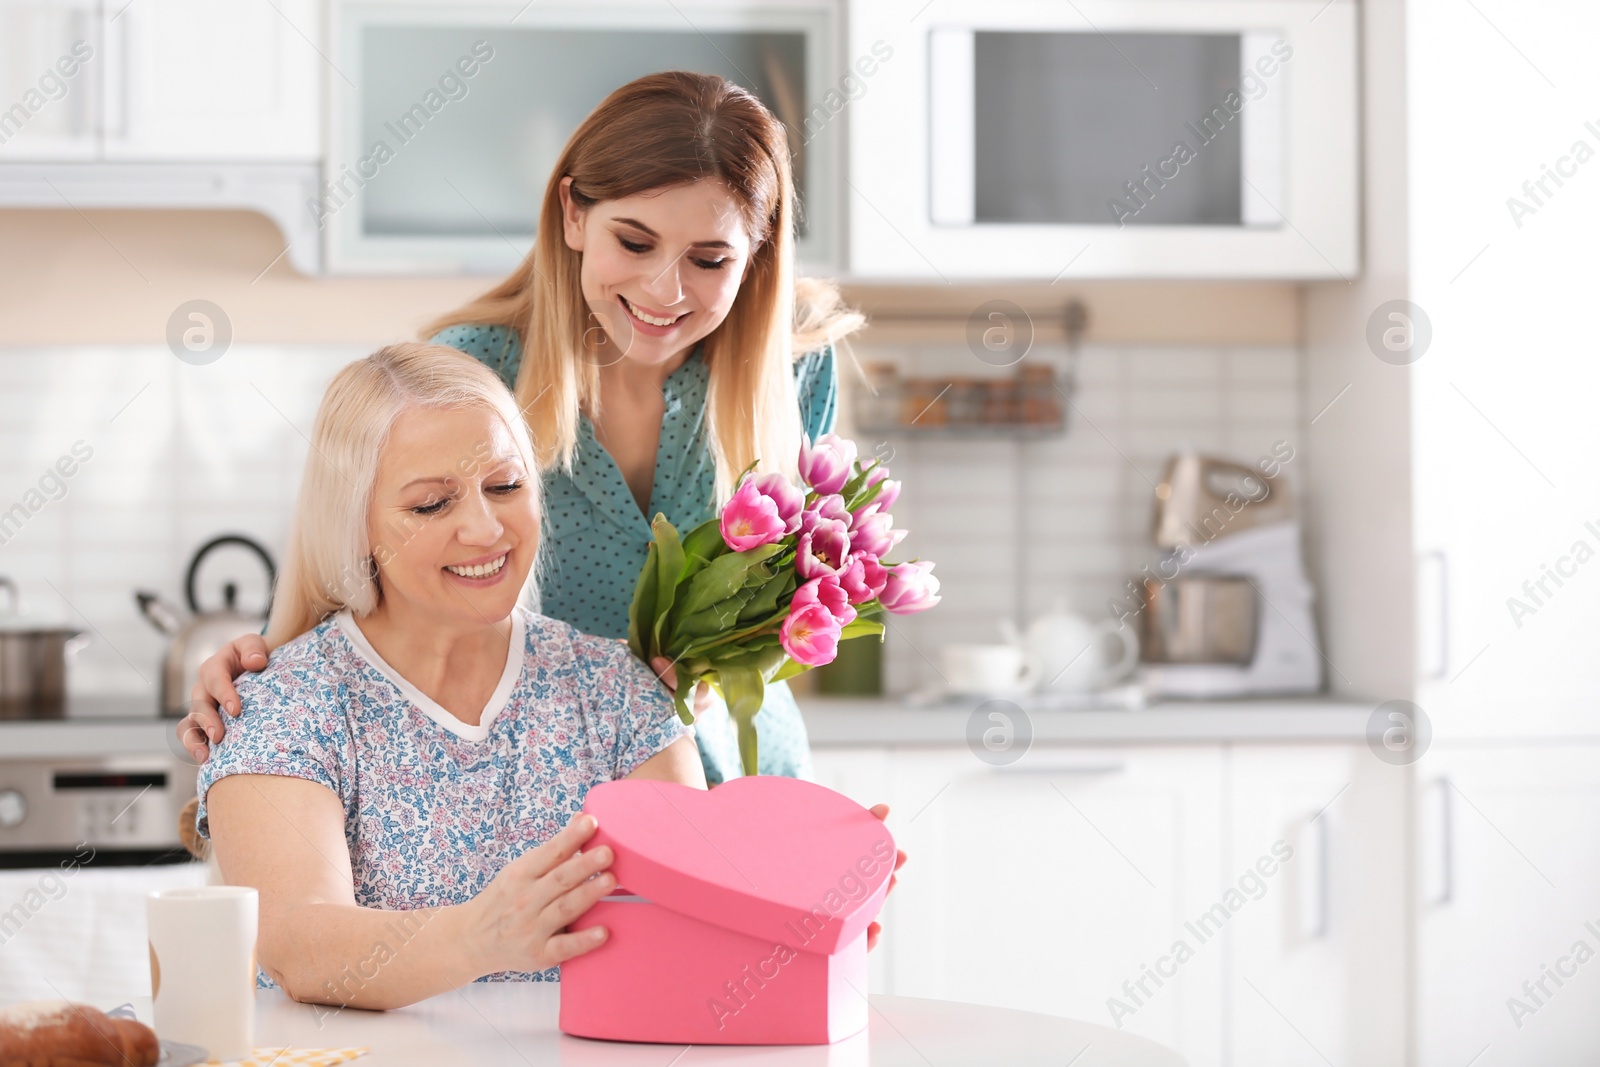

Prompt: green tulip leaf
xmin=738 ymin=568 xmax=797 ymax=625
xmin=651 ymin=515 xmax=687 ymax=654
xmin=680 ymin=518 xmax=728 ymax=580
xmin=770 ymin=656 xmax=812 ymax=684
xmin=628 ymin=540 xmax=659 ymax=661
xmin=710 ymin=655 xmax=773 ymax=776
xmin=674 ymin=543 xmax=783 ymax=619
xmin=839 ymin=617 xmax=887 ymax=642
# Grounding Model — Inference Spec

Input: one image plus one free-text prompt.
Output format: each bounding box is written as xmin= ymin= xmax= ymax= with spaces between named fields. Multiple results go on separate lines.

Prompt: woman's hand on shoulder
xmin=176 ymin=634 xmax=271 ymax=764
xmin=461 ymin=813 xmax=618 ymax=974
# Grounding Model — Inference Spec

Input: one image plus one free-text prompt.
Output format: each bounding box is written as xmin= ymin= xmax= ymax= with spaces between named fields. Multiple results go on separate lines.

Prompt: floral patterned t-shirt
xmin=195 ymin=605 xmax=693 ymax=984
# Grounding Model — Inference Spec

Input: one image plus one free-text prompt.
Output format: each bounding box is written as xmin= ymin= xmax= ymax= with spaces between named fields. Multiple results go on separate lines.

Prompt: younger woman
xmin=182 ymin=71 xmax=862 ymax=784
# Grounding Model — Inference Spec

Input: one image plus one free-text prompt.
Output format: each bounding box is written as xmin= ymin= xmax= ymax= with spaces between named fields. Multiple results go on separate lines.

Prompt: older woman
xmin=197 ymin=343 xmax=705 ymax=1010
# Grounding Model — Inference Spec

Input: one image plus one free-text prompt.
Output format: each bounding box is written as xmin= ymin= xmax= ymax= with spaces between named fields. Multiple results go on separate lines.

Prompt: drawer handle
xmin=988 ymin=764 xmax=1126 ymax=776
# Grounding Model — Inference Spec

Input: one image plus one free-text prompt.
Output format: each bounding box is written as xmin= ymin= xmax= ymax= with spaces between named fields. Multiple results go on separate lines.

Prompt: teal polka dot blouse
xmin=431 ymin=323 xmax=838 ymax=784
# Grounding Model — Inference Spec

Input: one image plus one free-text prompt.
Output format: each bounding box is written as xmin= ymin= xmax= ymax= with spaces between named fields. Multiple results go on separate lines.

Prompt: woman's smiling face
xmin=560 ymin=177 xmax=755 ymax=366
xmin=367 ymin=404 xmax=539 ymax=627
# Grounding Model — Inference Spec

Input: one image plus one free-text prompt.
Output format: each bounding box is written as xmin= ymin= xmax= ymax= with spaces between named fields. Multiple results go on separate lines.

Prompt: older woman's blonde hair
xmin=425 ymin=71 xmax=863 ymax=503
xmin=264 ymin=342 xmax=539 ymax=647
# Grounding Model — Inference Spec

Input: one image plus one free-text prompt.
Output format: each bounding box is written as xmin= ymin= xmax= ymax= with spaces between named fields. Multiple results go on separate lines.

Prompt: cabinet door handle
xmin=69 ymin=6 xmax=93 ymax=140
xmin=1420 ymin=550 xmax=1449 ymax=679
xmin=1434 ymin=776 xmax=1454 ymax=906
xmin=1299 ymin=811 xmax=1329 ymax=938
xmin=989 ymin=764 xmax=1126 ymax=776
xmin=102 ymin=5 xmax=130 ymax=142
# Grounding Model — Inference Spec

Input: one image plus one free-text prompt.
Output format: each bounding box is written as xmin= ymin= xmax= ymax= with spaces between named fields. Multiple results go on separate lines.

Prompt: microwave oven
xmin=847 ymin=0 xmax=1358 ymax=279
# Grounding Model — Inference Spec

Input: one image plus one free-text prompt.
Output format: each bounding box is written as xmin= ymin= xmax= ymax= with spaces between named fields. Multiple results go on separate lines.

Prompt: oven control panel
xmin=0 ymin=757 xmax=199 ymax=864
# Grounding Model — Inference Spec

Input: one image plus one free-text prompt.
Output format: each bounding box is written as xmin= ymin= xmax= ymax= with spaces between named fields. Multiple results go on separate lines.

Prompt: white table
xmin=127 ymin=985 xmax=1184 ymax=1066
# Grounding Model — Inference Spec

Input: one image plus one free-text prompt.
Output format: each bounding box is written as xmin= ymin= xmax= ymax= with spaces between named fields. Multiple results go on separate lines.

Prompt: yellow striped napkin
xmin=205 ymin=1048 xmax=368 ymax=1066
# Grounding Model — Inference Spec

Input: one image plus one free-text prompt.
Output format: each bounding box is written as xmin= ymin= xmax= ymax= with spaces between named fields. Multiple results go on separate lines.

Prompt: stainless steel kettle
xmin=137 ymin=535 xmax=276 ymax=718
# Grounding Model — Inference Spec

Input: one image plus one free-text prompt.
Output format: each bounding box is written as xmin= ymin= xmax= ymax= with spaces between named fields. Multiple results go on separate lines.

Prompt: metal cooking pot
xmin=0 ymin=577 xmax=89 ymax=720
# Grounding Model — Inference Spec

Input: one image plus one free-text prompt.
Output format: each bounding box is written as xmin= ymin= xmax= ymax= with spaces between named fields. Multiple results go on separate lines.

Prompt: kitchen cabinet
xmin=325 ymin=0 xmax=840 ymax=274
xmin=100 ymin=0 xmax=320 ymax=160
xmin=0 ymin=0 xmax=319 ymax=161
xmin=884 ymin=745 xmax=1226 ymax=1065
xmin=807 ymin=745 xmax=895 ymax=996
xmin=1405 ymin=0 xmax=1600 ymax=738
xmin=810 ymin=738 xmax=1410 ymax=1067
xmin=1297 ymin=0 xmax=1600 ymax=1059
xmin=1416 ymin=744 xmax=1600 ymax=1067
xmin=0 ymin=0 xmax=100 ymax=160
xmin=0 ymin=0 xmax=322 ymax=268
xmin=1226 ymin=746 xmax=1407 ymax=1066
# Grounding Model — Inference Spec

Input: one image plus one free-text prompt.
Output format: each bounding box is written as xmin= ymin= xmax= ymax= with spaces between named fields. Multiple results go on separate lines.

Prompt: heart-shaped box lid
xmin=582 ymin=776 xmax=896 ymax=956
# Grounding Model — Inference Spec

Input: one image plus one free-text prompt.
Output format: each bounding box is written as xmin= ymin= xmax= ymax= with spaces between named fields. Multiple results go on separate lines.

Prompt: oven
xmin=0 ymin=749 xmax=199 ymax=869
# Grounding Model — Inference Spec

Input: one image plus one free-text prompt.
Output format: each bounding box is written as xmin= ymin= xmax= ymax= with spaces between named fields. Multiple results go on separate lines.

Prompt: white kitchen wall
xmin=0 ymin=345 xmax=364 ymax=702
xmin=835 ymin=341 xmax=1304 ymax=696
xmin=0 ymin=340 xmax=1301 ymax=704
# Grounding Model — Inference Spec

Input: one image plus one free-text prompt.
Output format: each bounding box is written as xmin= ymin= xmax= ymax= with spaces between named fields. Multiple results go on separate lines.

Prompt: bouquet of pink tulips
xmin=628 ymin=434 xmax=940 ymax=775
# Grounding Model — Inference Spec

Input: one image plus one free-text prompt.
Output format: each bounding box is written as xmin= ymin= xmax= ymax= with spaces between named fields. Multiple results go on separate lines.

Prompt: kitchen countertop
xmin=121 ymin=986 xmax=1185 ymax=1066
xmin=0 ymin=694 xmax=1390 ymax=758
xmin=797 ymin=694 xmax=1380 ymax=745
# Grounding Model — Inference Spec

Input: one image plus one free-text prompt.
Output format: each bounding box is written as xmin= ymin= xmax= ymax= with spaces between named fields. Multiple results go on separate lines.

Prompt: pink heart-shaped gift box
xmin=558 ymin=775 xmax=896 ymax=1045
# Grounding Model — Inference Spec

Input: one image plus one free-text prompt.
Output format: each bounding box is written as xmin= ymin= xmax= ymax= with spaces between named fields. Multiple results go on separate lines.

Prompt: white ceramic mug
xmin=147 ymin=885 xmax=258 ymax=1060
xmin=941 ymin=643 xmax=1038 ymax=696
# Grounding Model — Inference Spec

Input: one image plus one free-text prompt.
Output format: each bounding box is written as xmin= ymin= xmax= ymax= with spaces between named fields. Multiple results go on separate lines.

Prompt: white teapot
xmin=1002 ymin=604 xmax=1140 ymax=695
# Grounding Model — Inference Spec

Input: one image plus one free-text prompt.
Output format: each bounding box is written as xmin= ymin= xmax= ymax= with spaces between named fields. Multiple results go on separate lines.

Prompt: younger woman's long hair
xmin=424 ymin=71 xmax=863 ymax=502
xmin=264 ymin=342 xmax=540 ymax=648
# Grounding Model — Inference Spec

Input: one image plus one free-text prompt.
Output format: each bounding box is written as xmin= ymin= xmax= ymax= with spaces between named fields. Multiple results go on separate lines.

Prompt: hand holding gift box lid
xmin=559 ymin=776 xmax=897 ymax=1045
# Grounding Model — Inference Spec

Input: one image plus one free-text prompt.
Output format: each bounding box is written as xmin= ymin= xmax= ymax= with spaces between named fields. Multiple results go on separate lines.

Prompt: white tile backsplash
xmin=1 ymin=339 xmax=1305 ymax=703
xmin=839 ymin=341 xmax=1304 ymax=695
xmin=0 ymin=345 xmax=364 ymax=701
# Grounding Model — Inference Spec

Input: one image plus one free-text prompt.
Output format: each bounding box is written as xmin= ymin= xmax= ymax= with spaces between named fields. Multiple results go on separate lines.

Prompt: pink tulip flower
xmin=880 ymin=561 xmax=941 ymax=614
xmin=801 ymin=493 xmax=852 ymax=536
xmin=839 ymin=554 xmax=890 ymax=605
xmin=850 ymin=506 xmax=907 ymax=560
xmin=796 ymin=518 xmax=851 ymax=580
xmin=793 ymin=574 xmax=857 ymax=627
xmin=869 ymin=477 xmax=902 ymax=513
xmin=720 ymin=478 xmax=787 ymax=551
xmin=798 ymin=433 xmax=858 ymax=495
xmin=751 ymin=472 xmax=805 ymax=534
xmin=780 ymin=601 xmax=842 ymax=666
xmin=860 ymin=465 xmax=902 ymax=513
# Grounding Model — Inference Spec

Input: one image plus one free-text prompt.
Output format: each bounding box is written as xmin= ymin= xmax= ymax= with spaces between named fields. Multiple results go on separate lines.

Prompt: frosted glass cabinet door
xmin=0 ymin=0 xmax=100 ymax=160
xmin=328 ymin=3 xmax=837 ymax=274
